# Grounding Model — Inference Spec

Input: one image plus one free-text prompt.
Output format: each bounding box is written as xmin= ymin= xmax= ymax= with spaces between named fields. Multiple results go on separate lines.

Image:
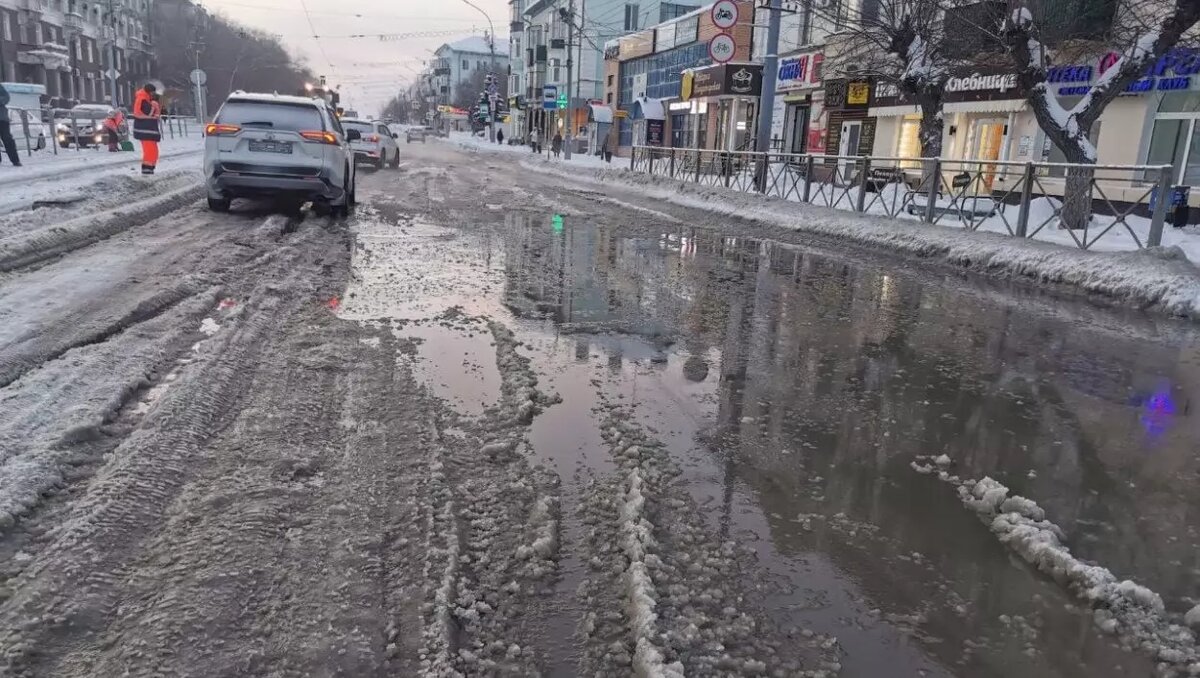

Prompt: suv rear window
xmin=343 ymin=121 xmax=374 ymax=135
xmin=217 ymin=101 xmax=324 ymax=132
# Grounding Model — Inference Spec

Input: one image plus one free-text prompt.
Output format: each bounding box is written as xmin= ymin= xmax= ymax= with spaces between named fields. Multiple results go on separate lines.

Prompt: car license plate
xmin=248 ymin=140 xmax=292 ymax=154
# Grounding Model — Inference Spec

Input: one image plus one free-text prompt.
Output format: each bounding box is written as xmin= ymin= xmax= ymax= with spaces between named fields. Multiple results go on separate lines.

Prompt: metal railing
xmin=630 ymin=146 xmax=1175 ymax=250
xmin=5 ymin=107 xmax=197 ymax=159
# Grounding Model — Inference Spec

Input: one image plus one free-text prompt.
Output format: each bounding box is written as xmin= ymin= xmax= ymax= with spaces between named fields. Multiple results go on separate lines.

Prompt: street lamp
xmin=457 ymin=0 xmax=498 ymax=143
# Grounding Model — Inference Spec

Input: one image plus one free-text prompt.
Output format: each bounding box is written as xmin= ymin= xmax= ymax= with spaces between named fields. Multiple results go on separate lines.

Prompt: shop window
xmin=896 ymin=115 xmax=922 ymax=168
xmin=1041 ymin=121 xmax=1101 ymax=177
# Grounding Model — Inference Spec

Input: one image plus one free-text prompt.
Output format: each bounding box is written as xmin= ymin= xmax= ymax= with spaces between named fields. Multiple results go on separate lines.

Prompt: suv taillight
xmin=365 ymin=134 xmax=379 ymax=142
xmin=300 ymin=130 xmax=338 ymax=144
xmin=205 ymin=123 xmax=240 ymax=136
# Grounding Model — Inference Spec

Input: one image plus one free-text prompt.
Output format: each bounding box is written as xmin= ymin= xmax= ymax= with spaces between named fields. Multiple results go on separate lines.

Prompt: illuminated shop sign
xmin=1049 ymin=49 xmax=1200 ymax=96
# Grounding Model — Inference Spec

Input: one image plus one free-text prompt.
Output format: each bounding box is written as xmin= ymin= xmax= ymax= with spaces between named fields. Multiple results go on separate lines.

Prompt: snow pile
xmin=520 ymin=161 xmax=1200 ymax=320
xmin=915 ymin=458 xmax=1200 ymax=672
xmin=418 ymin=444 xmax=461 ymax=677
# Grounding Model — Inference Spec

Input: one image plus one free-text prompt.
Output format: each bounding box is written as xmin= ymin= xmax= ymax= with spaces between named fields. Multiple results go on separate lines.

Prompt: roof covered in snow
xmin=225 ymin=92 xmax=328 ymax=108
xmin=441 ymin=35 xmax=499 ymax=56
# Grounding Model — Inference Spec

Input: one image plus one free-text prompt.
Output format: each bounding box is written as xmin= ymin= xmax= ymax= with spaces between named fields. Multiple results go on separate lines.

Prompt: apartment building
xmin=0 ymin=0 xmax=153 ymax=108
xmin=510 ymin=0 xmax=703 ymax=141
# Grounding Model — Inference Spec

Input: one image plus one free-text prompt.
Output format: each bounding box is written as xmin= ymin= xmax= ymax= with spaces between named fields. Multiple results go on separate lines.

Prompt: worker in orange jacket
xmin=132 ymin=83 xmax=161 ymax=175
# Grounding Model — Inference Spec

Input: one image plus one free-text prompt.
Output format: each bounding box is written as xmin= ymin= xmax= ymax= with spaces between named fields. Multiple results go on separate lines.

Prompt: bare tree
xmin=820 ymin=0 xmax=984 ymax=159
xmin=998 ymin=0 xmax=1200 ymax=228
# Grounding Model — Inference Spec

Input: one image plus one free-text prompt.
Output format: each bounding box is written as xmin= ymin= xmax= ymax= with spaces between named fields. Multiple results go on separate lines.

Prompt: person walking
xmin=0 ymin=83 xmax=22 ymax=167
xmin=132 ymin=83 xmax=162 ymax=175
xmin=497 ymin=128 xmax=504 ymax=145
xmin=529 ymin=127 xmax=540 ymax=154
xmin=551 ymin=131 xmax=562 ymax=159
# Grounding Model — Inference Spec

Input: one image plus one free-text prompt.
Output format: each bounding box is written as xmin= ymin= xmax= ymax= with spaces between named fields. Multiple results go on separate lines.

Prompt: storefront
xmin=866 ymin=70 xmax=1026 ymax=189
xmin=772 ymin=49 xmax=824 ymax=155
xmin=680 ymin=63 xmax=763 ymax=151
xmin=823 ymin=77 xmax=875 ymax=160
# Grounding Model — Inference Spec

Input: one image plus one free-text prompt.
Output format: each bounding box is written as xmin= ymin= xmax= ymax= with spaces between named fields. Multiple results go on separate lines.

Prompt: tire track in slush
xmin=0 ymin=225 xmax=343 ymax=677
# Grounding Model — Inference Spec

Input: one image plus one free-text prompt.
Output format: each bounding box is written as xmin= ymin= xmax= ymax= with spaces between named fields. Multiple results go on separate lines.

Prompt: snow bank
xmin=916 ymin=459 xmax=1199 ymax=672
xmin=517 ymin=160 xmax=1200 ymax=320
xmin=0 ymin=182 xmax=203 ymax=272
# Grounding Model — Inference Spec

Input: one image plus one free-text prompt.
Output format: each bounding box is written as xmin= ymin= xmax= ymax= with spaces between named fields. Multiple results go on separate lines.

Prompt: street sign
xmin=189 ymin=69 xmax=206 ymax=86
xmin=708 ymin=33 xmax=736 ymax=64
xmin=107 ymin=68 xmax=122 ymax=82
xmin=542 ymin=85 xmax=557 ymax=110
xmin=556 ymin=92 xmax=568 ymax=110
xmin=711 ymin=0 xmax=739 ymax=29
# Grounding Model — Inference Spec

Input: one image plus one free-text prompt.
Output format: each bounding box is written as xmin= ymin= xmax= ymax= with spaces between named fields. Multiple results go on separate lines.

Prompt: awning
xmin=588 ymin=104 xmax=614 ymax=124
xmin=630 ymin=97 xmax=666 ymax=121
xmin=869 ymin=104 xmax=921 ymax=117
xmin=944 ymin=99 xmax=1027 ymax=114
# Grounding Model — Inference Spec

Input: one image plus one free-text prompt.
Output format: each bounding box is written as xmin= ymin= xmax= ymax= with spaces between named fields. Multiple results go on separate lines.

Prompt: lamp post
xmin=458 ymin=0 xmax=498 ymax=142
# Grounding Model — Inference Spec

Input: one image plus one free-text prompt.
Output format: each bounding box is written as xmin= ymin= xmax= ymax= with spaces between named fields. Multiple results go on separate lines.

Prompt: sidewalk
xmin=444 ymin=131 xmax=616 ymax=170
xmin=0 ymin=134 xmax=204 ymax=187
xmin=452 ymin=135 xmax=1200 ymax=320
xmin=0 ymin=135 xmax=204 ymax=215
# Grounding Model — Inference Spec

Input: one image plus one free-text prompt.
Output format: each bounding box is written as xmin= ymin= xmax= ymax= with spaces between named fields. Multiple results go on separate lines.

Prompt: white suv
xmin=203 ymin=92 xmax=359 ymax=215
xmin=343 ymin=118 xmax=400 ymax=169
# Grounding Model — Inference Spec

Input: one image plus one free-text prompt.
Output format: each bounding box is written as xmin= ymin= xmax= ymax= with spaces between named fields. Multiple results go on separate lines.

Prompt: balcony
xmin=63 ymin=11 xmax=84 ymax=32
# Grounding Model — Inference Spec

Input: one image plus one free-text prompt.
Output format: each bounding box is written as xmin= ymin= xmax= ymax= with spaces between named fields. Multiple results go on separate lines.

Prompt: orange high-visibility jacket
xmin=131 ymin=89 xmax=160 ymax=141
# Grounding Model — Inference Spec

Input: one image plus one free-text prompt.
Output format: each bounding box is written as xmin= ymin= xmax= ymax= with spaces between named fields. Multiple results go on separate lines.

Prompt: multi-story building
xmin=0 ymin=0 xmax=153 ymax=109
xmin=512 ymin=0 xmax=703 ymax=143
xmin=428 ymin=34 xmax=510 ymax=111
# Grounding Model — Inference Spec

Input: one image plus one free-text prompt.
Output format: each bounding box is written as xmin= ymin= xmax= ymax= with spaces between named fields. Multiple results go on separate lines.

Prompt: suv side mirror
xmin=346 ymin=129 xmax=361 ymax=141
xmin=392 ymin=132 xmax=398 ymax=139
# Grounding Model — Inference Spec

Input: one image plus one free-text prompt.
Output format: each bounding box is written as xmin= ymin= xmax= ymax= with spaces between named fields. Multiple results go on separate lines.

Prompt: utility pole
xmin=563 ymin=0 xmax=574 ymax=159
xmin=105 ymin=0 xmax=118 ymax=107
xmin=754 ymin=0 xmax=783 ymax=188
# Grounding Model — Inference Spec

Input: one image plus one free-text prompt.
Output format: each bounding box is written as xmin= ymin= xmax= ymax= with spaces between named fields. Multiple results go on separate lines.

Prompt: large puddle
xmin=345 ymin=202 xmax=1200 ymax=677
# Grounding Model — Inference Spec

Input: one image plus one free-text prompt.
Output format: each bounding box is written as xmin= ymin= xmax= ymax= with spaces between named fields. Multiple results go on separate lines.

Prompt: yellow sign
xmin=847 ymin=82 xmax=870 ymax=105
xmin=681 ymin=71 xmax=695 ymax=102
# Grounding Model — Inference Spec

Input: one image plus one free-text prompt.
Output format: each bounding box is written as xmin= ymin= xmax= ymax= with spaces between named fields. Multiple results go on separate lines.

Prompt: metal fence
xmin=6 ymin=107 xmax=197 ymax=157
xmin=630 ymin=146 xmax=1175 ymax=250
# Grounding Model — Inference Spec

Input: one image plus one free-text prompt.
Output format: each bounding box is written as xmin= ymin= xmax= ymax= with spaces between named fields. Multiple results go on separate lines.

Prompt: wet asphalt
xmin=346 ymin=141 xmax=1200 ymax=677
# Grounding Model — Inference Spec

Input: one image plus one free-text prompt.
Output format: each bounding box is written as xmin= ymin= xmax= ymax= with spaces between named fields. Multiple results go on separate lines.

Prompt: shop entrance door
xmin=969 ymin=119 xmax=1007 ymax=190
xmin=838 ymin=120 xmax=862 ymax=180
xmin=788 ymin=106 xmax=809 ymax=155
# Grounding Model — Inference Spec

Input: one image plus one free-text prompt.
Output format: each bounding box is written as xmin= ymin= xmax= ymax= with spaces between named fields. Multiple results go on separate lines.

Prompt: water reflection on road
xmin=500 ymin=210 xmax=1198 ymax=677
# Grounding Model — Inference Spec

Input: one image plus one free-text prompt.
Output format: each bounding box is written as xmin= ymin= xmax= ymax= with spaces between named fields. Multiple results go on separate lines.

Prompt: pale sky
xmin=199 ymin=0 xmax=510 ymax=115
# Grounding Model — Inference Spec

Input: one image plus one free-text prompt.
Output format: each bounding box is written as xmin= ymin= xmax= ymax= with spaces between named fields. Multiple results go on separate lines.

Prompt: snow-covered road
xmin=0 ymin=141 xmax=1196 ymax=677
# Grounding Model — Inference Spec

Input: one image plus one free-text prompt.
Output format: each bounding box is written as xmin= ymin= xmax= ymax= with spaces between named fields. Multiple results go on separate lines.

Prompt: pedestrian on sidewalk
xmin=0 ymin=83 xmax=22 ymax=167
xmin=552 ymin=131 xmax=562 ymax=158
xmin=529 ymin=128 xmax=540 ymax=154
xmin=497 ymin=129 xmax=504 ymax=145
xmin=132 ymin=83 xmax=162 ymax=175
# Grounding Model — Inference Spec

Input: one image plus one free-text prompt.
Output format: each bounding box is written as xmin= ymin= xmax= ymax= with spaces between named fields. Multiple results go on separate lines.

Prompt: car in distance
xmin=405 ymin=126 xmax=429 ymax=143
xmin=343 ymin=118 xmax=400 ymax=169
xmin=203 ymin=92 xmax=359 ymax=216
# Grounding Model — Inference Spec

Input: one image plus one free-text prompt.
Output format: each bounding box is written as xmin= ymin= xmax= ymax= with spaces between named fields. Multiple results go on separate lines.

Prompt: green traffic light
xmin=552 ymin=214 xmax=564 ymax=232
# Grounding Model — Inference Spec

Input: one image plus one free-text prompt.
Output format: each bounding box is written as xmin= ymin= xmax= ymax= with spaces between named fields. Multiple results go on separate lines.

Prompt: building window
xmin=1 ymin=13 xmax=10 ymax=42
xmin=1147 ymin=91 xmax=1200 ymax=185
xmin=624 ymin=4 xmax=640 ymax=31
xmin=607 ymin=74 xmax=613 ymax=87
xmin=606 ymin=92 xmax=612 ymax=104
xmin=462 ymin=60 xmax=469 ymax=70
xmin=896 ymin=115 xmax=921 ymax=167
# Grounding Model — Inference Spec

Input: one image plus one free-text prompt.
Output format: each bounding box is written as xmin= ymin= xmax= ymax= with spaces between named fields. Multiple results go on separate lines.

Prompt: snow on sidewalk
xmin=0 ymin=134 xmax=204 ymax=187
xmin=0 ymin=136 xmax=204 ymax=215
xmin=449 ymin=138 xmax=1200 ymax=320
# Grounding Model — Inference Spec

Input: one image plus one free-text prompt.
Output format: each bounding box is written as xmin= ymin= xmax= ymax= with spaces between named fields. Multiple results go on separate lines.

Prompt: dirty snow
xmin=915 ymin=459 xmax=1199 ymax=674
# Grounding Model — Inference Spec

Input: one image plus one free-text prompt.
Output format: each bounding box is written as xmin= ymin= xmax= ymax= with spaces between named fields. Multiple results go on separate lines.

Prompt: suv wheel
xmin=207 ymin=197 xmax=231 ymax=212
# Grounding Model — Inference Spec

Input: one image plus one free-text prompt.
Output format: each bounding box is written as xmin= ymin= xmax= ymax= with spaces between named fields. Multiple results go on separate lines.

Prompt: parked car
xmin=203 ymin=92 xmax=359 ymax=215
xmin=6 ymin=109 xmax=48 ymax=151
xmin=405 ymin=126 xmax=429 ymax=143
xmin=342 ymin=118 xmax=400 ymax=169
xmin=55 ymin=104 xmax=124 ymax=148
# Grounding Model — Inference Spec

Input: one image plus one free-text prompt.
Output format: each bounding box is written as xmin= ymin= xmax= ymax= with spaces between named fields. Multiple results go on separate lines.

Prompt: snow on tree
xmin=998 ymin=0 xmax=1200 ymax=229
xmin=818 ymin=0 xmax=978 ymax=159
